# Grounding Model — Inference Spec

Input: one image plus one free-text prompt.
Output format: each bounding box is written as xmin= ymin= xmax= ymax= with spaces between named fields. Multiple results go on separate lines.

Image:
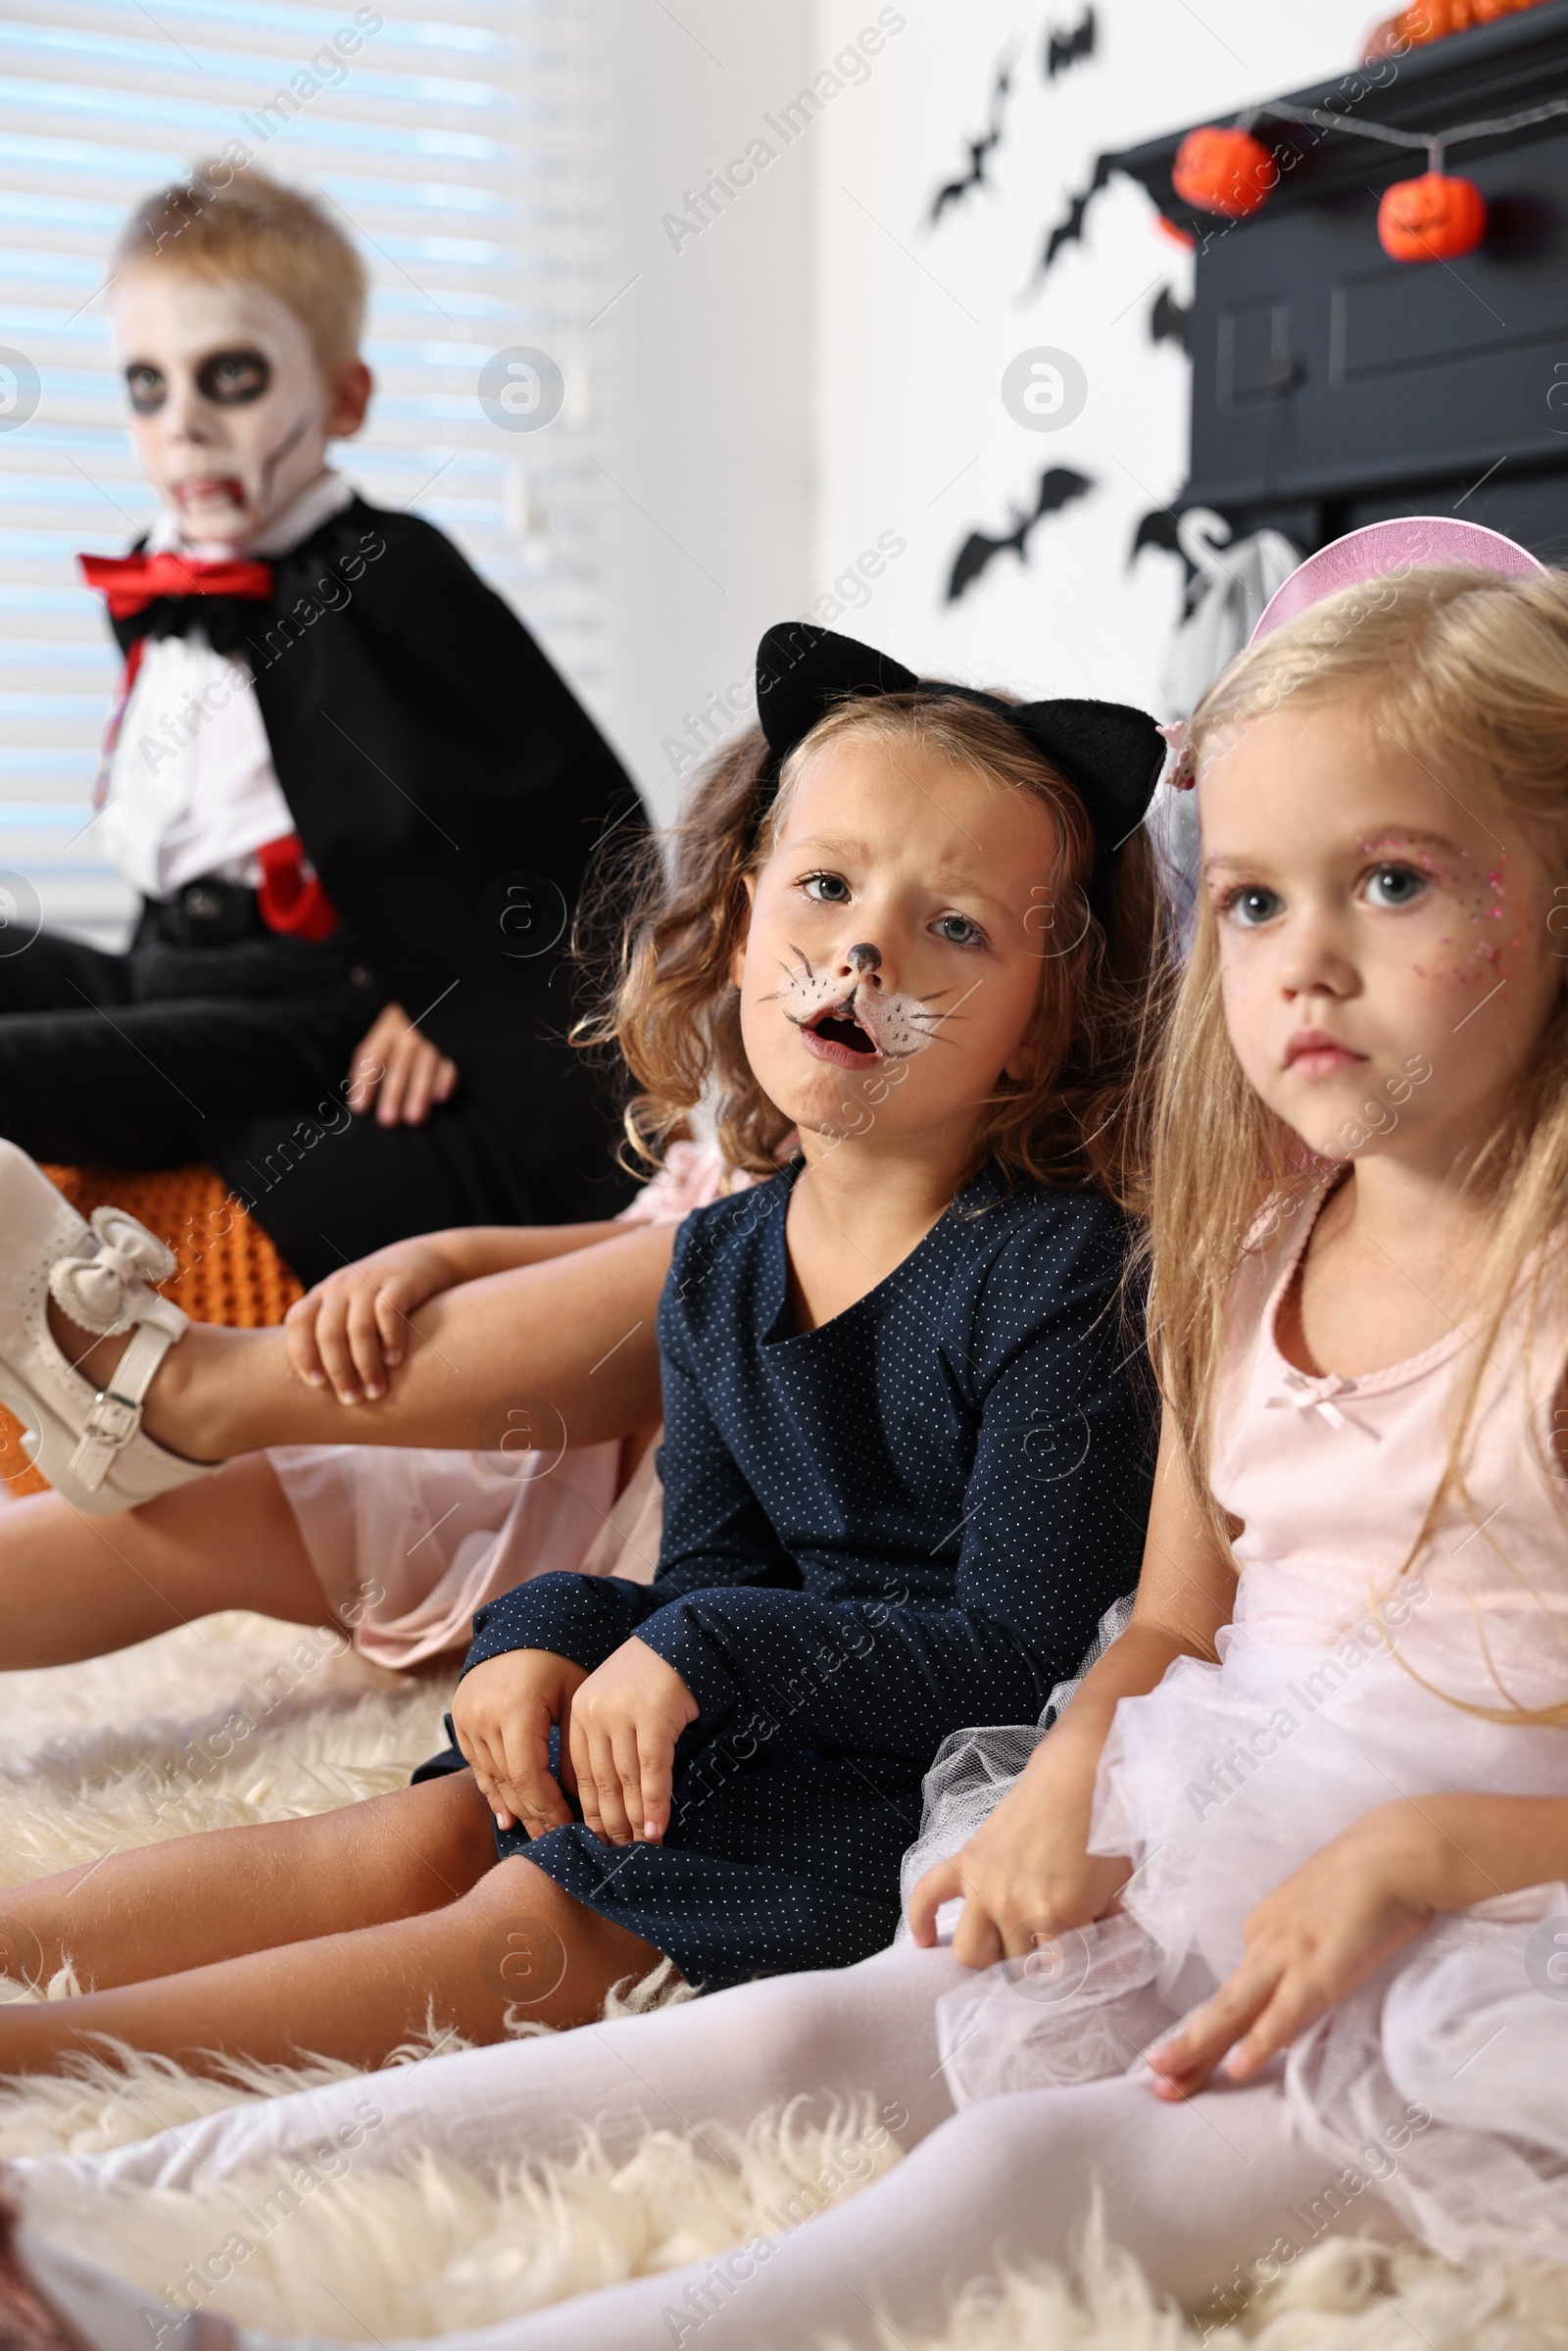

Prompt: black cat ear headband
xmin=754 ymin=621 xmax=1166 ymax=867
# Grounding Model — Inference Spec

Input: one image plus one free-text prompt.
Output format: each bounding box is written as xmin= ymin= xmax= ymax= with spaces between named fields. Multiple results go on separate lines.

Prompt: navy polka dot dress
xmin=453 ymin=1160 xmax=1155 ymax=1988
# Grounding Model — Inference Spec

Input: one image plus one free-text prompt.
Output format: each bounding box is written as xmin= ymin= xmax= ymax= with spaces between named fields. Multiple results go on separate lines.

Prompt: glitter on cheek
xmin=1435 ymin=932 xmax=1478 ymax=992
xmin=1438 ymin=845 xmax=1522 ymax=975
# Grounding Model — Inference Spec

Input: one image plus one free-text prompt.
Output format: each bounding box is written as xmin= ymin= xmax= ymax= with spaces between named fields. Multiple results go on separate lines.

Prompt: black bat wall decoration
xmin=1029 ymin=151 xmax=1114 ymax=288
xmin=1150 ymin=284 xmax=1191 ymax=351
xmin=1130 ymin=508 xmax=1184 ymax=563
xmin=947 ymin=467 xmax=1094 ymax=602
xmin=929 ymin=54 xmax=1015 ymax=225
xmin=1046 ymin=7 xmax=1096 ymax=79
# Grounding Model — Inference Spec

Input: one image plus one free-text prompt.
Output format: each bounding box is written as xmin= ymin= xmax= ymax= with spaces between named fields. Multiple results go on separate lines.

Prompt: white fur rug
xmin=0 ymin=1614 xmax=1562 ymax=2350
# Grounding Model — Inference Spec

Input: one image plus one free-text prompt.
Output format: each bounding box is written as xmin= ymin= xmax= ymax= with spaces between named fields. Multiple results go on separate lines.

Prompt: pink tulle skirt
xmin=265 ymin=1138 xmax=752 ymax=1666
xmin=935 ymin=1626 xmax=1568 ymax=2266
xmin=269 ymin=1438 xmax=662 ymax=1669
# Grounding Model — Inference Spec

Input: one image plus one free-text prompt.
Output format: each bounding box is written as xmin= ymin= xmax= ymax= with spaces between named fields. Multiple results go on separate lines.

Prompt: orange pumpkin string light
xmin=1377 ymin=146 xmax=1489 ymax=262
xmin=1167 ymin=92 xmax=1568 ymax=263
xmin=1172 ymin=123 xmax=1276 ymax=219
xmin=1366 ymin=0 xmax=1545 ymax=61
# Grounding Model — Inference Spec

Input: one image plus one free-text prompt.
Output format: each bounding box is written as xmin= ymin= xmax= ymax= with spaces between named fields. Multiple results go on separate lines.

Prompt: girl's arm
xmin=284 ymin=1218 xmax=628 ymax=1401
xmin=449 ymin=1277 xmax=794 ymax=1679
xmin=147 ymin=1219 xmax=673 ymax=1461
xmin=444 ymin=1224 xmax=796 ymax=1843
xmin=908 ymin=1408 xmax=1236 ymax=1969
xmin=1147 ymin=1793 xmax=1568 ymax=2099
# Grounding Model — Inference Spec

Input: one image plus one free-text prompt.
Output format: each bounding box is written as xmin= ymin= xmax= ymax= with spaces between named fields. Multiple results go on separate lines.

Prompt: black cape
xmin=109 ymin=495 xmax=649 ymax=1218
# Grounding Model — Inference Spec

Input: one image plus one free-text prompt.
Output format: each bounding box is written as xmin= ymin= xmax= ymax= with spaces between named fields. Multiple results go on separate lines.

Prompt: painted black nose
xmin=846 ymin=943 xmax=881 ymax=974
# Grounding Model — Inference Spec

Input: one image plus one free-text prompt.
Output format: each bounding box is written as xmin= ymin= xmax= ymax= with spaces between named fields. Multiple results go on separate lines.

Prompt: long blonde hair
xmin=1152 ymin=564 xmax=1568 ymax=1719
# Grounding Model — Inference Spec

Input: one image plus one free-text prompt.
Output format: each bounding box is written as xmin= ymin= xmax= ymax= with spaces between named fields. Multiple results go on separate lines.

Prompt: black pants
xmin=0 ymin=899 xmax=562 ymax=1287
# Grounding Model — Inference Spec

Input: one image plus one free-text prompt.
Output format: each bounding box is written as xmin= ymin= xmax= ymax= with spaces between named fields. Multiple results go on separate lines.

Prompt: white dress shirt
xmin=97 ymin=470 xmax=356 ymax=902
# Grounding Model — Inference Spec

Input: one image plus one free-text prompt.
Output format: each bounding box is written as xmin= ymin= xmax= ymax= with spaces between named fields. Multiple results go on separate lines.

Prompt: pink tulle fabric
xmin=937 ymin=1189 xmax=1568 ymax=2265
xmin=1249 ymin=514 xmax=1545 ymax=646
xmin=270 ymin=1141 xmax=760 ymax=1667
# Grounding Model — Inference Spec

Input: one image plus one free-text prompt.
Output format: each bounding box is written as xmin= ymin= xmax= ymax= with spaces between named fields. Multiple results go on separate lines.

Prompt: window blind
xmin=0 ymin=0 xmax=610 ymax=945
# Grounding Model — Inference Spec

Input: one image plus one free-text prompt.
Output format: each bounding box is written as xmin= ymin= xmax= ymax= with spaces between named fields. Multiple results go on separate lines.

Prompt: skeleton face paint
xmin=111 ymin=270 xmax=337 ymax=546
xmin=762 ymin=949 xmax=946 ymax=1067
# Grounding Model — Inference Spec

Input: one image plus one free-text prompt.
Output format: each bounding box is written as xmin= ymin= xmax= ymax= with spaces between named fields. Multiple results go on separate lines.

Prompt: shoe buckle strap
xmin=68 ymin=1321 xmax=176 ymax=1492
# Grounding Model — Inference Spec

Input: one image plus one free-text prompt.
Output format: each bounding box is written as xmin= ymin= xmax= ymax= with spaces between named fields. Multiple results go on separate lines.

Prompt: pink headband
xmin=1248 ymin=514 xmax=1545 ymax=646
xmin=1162 ymin=516 xmax=1547 ymax=792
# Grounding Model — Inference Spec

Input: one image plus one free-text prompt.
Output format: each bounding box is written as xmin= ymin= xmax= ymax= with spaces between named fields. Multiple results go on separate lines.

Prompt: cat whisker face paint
xmin=735 ymin=726 xmax=1071 ymax=1153
xmin=763 ymin=948 xmax=954 ymax=1068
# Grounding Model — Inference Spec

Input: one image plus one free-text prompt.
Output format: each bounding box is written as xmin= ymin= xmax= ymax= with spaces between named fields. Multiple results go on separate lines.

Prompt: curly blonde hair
xmin=580 ymin=691 xmax=1169 ymax=1206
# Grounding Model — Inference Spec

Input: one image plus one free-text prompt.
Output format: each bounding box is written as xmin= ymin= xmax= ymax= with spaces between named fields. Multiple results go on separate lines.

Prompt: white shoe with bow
xmin=0 ymin=1141 xmax=218 ymax=1515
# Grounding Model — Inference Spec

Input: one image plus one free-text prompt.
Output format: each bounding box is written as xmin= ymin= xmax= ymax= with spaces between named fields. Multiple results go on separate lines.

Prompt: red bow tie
xmin=78 ymin=550 xmax=273 ymax=619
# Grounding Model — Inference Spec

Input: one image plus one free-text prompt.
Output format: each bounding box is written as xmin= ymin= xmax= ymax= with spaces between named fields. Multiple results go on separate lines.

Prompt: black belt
xmin=143 ymin=876 xmax=270 ymax=950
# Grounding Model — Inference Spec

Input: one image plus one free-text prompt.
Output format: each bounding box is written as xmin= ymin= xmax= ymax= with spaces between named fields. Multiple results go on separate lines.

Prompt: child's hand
xmin=285 ymin=1237 xmax=460 ymax=1402
xmin=347 ymin=1002 xmax=459 ymax=1128
xmin=907 ymin=1727 xmax=1129 ymax=1968
xmin=451 ymin=1647 xmax=588 ymax=1834
xmin=566 ymin=1637 xmax=699 ymax=1847
xmin=1145 ymin=1804 xmax=1437 ymax=2100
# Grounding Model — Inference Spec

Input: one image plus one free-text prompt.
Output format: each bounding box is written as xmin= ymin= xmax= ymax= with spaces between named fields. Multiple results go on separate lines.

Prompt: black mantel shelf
xmin=1102 ymin=5 xmax=1568 ymax=556
xmin=1112 ymin=4 xmax=1568 ymax=227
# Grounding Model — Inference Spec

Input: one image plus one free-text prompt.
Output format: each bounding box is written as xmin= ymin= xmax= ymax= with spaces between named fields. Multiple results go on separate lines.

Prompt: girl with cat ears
xmin=588 ymin=617 xmax=1171 ymax=1208
xmin=0 ymin=616 xmax=1171 ymax=2084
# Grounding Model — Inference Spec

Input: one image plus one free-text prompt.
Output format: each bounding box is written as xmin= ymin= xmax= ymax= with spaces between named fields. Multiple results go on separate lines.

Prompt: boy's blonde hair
xmin=114 ymin=167 xmax=367 ymax=372
xmin=1152 ymin=563 xmax=1568 ymax=1721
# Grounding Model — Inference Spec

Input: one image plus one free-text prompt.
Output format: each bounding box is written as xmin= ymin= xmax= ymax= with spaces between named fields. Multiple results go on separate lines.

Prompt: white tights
xmin=22 ymin=1943 xmax=1402 ymax=2351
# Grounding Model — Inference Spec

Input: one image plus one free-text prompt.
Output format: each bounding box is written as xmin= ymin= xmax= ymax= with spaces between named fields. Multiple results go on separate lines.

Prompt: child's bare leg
xmin=0 ymin=1456 xmax=335 ymax=1667
xmin=49 ymin=1222 xmax=671 ymax=1463
xmin=0 ymin=1787 xmax=664 ymax=2074
xmin=0 ymin=1770 xmax=498 ymax=1989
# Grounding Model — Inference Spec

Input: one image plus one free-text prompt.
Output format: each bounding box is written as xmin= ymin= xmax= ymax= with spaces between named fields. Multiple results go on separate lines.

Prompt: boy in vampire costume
xmin=0 ymin=168 xmax=647 ymax=1285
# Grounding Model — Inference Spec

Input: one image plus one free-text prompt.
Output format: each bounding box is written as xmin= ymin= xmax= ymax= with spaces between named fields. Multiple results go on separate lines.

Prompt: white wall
xmin=12 ymin=5 xmax=1391 ymax=886
xmin=598 ymin=4 xmax=816 ymax=820
xmin=808 ymin=0 xmax=1381 ymax=713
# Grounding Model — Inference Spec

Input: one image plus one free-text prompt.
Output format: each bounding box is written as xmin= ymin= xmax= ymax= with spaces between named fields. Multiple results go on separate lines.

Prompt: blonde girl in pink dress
xmin=12 ymin=523 xmax=1568 ymax=2351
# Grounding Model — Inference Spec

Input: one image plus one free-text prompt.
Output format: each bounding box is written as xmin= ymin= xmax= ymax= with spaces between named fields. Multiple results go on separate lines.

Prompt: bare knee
xmin=359 ymin=1767 xmax=498 ymax=1908
xmin=452 ymin=1855 xmax=672 ymax=2028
